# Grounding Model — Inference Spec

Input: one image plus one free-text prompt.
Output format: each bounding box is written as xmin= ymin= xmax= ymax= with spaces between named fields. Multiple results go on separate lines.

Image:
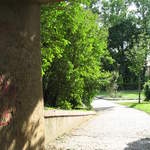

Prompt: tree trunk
xmin=138 ymin=75 xmax=141 ymax=103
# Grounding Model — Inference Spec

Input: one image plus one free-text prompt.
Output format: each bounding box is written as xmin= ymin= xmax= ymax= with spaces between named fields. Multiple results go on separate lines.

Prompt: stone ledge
xmin=44 ymin=109 xmax=96 ymax=146
xmin=44 ymin=109 xmax=96 ymax=118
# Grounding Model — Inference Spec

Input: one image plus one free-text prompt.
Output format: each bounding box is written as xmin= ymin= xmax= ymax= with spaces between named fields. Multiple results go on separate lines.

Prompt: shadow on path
xmin=124 ymin=138 xmax=150 ymax=150
xmin=94 ymin=106 xmax=114 ymax=112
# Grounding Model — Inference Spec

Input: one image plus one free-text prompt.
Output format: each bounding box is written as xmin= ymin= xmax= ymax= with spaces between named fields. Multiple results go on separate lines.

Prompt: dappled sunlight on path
xmin=47 ymin=99 xmax=150 ymax=150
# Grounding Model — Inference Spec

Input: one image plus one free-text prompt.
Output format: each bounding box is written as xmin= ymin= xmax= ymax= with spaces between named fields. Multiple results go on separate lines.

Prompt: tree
xmin=127 ymin=0 xmax=150 ymax=82
xmin=129 ymin=0 xmax=150 ymax=33
xmin=41 ymin=2 xmax=110 ymax=109
xmin=101 ymin=0 xmax=128 ymax=27
xmin=108 ymin=18 xmax=140 ymax=89
xmin=126 ymin=34 xmax=149 ymax=103
xmin=99 ymin=0 xmax=149 ymax=90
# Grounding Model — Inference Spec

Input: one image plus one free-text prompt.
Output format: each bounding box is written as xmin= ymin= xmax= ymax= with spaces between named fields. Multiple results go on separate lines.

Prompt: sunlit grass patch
xmin=99 ymin=90 xmax=145 ymax=99
xmin=119 ymin=102 xmax=150 ymax=114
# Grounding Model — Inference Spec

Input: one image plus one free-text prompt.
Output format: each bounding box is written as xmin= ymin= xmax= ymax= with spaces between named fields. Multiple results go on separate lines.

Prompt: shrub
xmin=41 ymin=2 xmax=110 ymax=109
xmin=144 ymin=80 xmax=150 ymax=101
xmin=56 ymin=99 xmax=72 ymax=110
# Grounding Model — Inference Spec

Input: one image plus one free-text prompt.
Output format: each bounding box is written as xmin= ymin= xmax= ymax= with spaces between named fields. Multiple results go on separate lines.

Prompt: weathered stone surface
xmin=44 ymin=109 xmax=95 ymax=148
xmin=0 ymin=0 xmax=63 ymax=4
xmin=0 ymin=3 xmax=45 ymax=150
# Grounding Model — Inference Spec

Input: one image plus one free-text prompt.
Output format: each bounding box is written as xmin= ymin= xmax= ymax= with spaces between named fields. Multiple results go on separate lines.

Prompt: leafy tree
xmin=101 ymin=0 xmax=128 ymax=27
xmin=128 ymin=0 xmax=150 ymax=82
xmin=108 ymin=18 xmax=140 ymax=89
xmin=128 ymin=0 xmax=150 ymax=33
xmin=41 ymin=2 xmax=110 ymax=109
xmin=126 ymin=34 xmax=149 ymax=103
xmin=99 ymin=0 xmax=150 ymax=90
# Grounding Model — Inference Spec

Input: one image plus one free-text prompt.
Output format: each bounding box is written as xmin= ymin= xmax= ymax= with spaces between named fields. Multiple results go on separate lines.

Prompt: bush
xmin=56 ymin=99 xmax=72 ymax=110
xmin=144 ymin=80 xmax=150 ymax=101
xmin=41 ymin=2 xmax=109 ymax=109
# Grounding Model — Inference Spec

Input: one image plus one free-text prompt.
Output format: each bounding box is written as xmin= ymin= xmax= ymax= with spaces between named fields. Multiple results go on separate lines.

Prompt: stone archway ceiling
xmin=1 ymin=0 xmax=64 ymax=4
xmin=39 ymin=0 xmax=64 ymax=4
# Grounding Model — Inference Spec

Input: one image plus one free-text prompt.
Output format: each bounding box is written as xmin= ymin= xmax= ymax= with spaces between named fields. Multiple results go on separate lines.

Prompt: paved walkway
xmin=47 ymin=98 xmax=150 ymax=150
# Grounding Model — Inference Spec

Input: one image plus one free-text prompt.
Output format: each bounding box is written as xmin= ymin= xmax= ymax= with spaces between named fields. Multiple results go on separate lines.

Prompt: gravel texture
xmin=47 ymin=99 xmax=150 ymax=150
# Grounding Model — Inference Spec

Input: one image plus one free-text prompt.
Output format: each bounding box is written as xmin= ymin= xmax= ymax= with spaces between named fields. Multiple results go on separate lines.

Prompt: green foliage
xmin=144 ymin=80 xmax=150 ymax=101
xmin=101 ymin=0 xmax=128 ymax=26
xmin=126 ymin=34 xmax=147 ymax=76
xmin=56 ymin=99 xmax=72 ymax=110
xmin=41 ymin=2 xmax=110 ymax=109
xmin=99 ymin=0 xmax=150 ymax=90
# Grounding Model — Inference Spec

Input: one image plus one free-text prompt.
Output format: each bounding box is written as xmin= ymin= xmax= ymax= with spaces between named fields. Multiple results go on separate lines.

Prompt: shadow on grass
xmin=129 ymin=103 xmax=139 ymax=108
xmin=124 ymin=138 xmax=150 ymax=150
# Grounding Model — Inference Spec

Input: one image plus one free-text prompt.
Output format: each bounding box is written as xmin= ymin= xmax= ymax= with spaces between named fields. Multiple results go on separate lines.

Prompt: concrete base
xmin=0 ymin=3 xmax=45 ymax=150
xmin=44 ymin=110 xmax=96 ymax=147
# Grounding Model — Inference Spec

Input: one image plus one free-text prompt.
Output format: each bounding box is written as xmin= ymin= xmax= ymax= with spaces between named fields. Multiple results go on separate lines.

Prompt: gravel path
xmin=47 ymin=98 xmax=150 ymax=150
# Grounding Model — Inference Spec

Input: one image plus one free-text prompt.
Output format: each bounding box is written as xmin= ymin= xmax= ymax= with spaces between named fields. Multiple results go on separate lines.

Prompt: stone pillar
xmin=0 ymin=3 xmax=45 ymax=150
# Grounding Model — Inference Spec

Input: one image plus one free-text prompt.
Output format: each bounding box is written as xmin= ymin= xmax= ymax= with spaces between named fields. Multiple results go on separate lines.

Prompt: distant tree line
xmin=100 ymin=0 xmax=150 ymax=90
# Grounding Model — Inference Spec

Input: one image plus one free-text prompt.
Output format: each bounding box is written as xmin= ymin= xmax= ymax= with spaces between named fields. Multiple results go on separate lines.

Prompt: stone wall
xmin=44 ymin=110 xmax=96 ymax=146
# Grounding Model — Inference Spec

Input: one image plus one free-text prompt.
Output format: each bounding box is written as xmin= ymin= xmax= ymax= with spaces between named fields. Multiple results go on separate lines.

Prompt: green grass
xmin=44 ymin=106 xmax=56 ymax=110
xmin=119 ymin=102 xmax=150 ymax=114
xmin=99 ymin=90 xmax=145 ymax=99
xmin=44 ymin=106 xmax=90 ymax=111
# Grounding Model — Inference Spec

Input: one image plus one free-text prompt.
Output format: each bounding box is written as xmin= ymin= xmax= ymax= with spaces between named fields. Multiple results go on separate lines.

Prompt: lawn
xmin=119 ymin=102 xmax=150 ymax=114
xmin=99 ymin=90 xmax=145 ymax=99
